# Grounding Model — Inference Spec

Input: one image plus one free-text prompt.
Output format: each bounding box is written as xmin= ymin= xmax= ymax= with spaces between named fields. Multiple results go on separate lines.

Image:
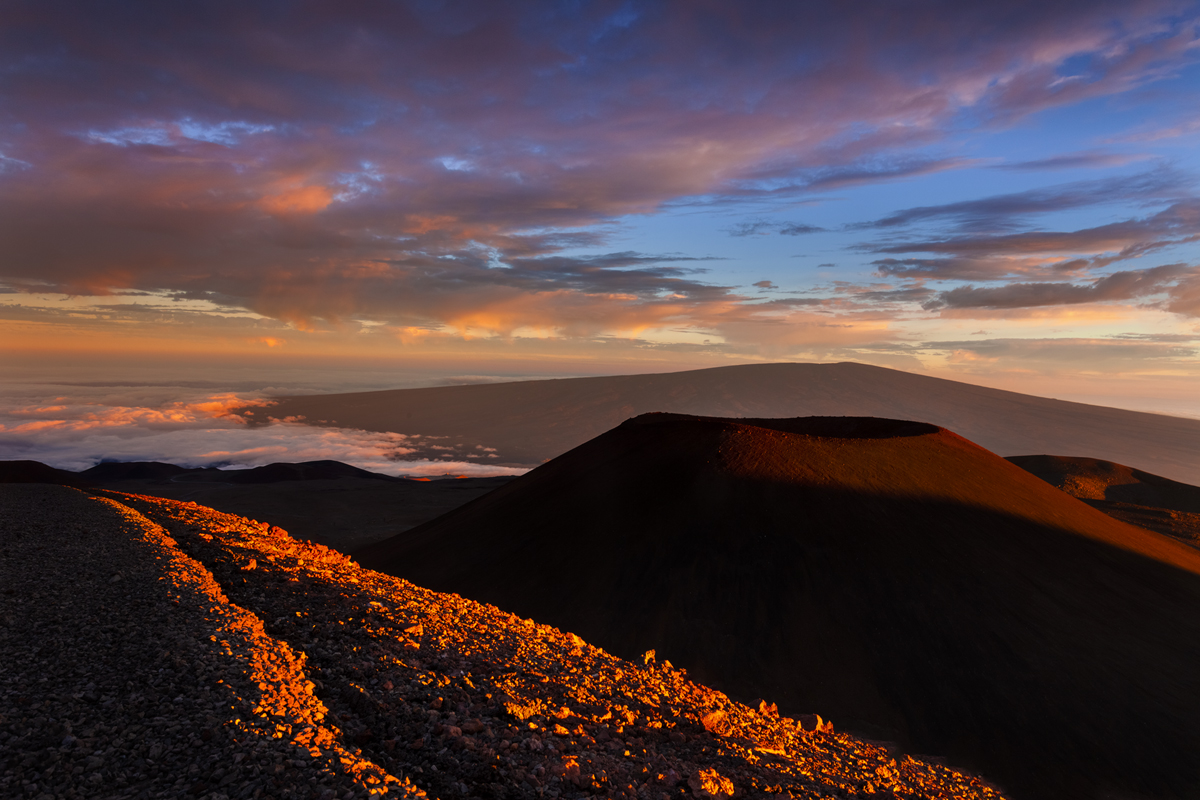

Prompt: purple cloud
xmin=923 ymin=264 xmax=1199 ymax=312
xmin=863 ymin=169 xmax=1185 ymax=232
xmin=867 ymin=197 xmax=1200 ymax=282
xmin=0 ymin=1 xmax=1196 ymax=334
xmin=727 ymin=220 xmax=824 ymax=237
xmin=995 ymin=151 xmax=1151 ymax=171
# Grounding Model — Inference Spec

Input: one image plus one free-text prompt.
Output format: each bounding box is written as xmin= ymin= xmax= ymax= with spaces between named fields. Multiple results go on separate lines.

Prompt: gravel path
xmin=0 ymin=485 xmax=416 ymax=800
xmin=2 ymin=484 xmax=1009 ymax=800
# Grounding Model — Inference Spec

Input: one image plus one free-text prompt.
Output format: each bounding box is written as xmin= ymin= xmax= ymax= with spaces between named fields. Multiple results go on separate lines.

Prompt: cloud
xmin=871 ymin=256 xmax=1054 ymax=282
xmin=862 ymin=169 xmax=1185 ymax=232
xmin=922 ymin=263 xmax=1200 ymax=312
xmin=0 ymin=2 xmax=1195 ymax=337
xmin=1165 ymin=270 xmax=1200 ymax=317
xmin=727 ymin=221 xmax=776 ymax=237
xmin=1111 ymin=114 xmax=1200 ymax=143
xmin=237 ymin=250 xmax=745 ymax=337
xmin=867 ymin=197 xmax=1200 ymax=282
xmin=797 ymin=158 xmax=980 ymax=192
xmin=0 ymin=391 xmax=529 ymax=476
xmin=918 ymin=337 xmax=1199 ymax=368
xmin=780 ymin=223 xmax=825 ymax=236
xmin=727 ymin=220 xmax=824 ymax=237
xmin=1108 ymin=331 xmax=1200 ymax=342
xmin=836 ymin=283 xmax=939 ymax=306
xmin=995 ymin=151 xmax=1151 ymax=171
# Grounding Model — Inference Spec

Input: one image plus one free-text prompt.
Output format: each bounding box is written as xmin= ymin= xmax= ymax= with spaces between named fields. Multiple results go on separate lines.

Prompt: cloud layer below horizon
xmin=0 ymin=388 xmax=528 ymax=476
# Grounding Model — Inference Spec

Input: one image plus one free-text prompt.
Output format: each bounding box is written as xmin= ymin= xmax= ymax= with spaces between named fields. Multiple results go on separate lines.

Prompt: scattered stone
xmin=689 ymin=767 xmax=735 ymax=799
xmin=0 ymin=484 xmax=1009 ymax=800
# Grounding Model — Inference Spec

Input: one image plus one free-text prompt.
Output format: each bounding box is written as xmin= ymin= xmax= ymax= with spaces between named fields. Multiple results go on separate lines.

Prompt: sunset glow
xmin=3 ymin=2 xmax=1200 ymax=469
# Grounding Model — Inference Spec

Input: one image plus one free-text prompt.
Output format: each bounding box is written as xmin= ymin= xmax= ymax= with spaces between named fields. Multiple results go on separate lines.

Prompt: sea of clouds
xmin=0 ymin=380 xmax=528 ymax=478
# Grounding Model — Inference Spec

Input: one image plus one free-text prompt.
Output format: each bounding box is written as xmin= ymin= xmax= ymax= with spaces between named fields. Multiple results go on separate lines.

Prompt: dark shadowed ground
xmin=0 ymin=459 xmax=513 ymax=553
xmin=99 ymin=475 xmax=514 ymax=553
xmin=359 ymin=414 xmax=1200 ymax=800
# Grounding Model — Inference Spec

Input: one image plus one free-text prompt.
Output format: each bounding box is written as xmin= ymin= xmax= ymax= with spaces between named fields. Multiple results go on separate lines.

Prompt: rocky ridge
xmin=1008 ymin=454 xmax=1200 ymax=547
xmin=2 ymin=484 xmax=1006 ymax=800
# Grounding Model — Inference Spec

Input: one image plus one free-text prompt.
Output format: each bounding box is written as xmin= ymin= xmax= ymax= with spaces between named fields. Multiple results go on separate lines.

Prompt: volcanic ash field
xmin=0 ymin=484 xmax=1004 ymax=800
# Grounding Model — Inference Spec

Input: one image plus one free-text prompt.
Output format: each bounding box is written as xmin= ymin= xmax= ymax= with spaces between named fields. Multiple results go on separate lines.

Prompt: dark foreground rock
xmin=1 ymin=460 xmax=515 ymax=554
xmin=0 ymin=485 xmax=421 ymax=800
xmin=1 ymin=484 xmax=1006 ymax=800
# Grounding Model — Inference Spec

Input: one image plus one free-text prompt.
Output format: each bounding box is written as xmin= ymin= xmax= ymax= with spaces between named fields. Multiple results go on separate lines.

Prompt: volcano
xmin=244 ymin=362 xmax=1200 ymax=484
xmin=1009 ymin=454 xmax=1200 ymax=546
xmin=358 ymin=414 xmax=1200 ymax=800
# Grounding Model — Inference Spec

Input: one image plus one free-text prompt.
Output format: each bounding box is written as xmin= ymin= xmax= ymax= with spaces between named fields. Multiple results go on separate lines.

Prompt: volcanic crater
xmin=358 ymin=413 xmax=1200 ymax=800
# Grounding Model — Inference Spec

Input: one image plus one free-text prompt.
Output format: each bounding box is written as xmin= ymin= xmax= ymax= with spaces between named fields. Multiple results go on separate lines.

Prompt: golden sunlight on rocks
xmin=1 ymin=484 xmax=1009 ymax=799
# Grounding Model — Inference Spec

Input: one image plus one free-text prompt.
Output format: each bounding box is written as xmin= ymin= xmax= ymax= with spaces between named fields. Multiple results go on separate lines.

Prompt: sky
xmin=2 ymin=1 xmax=1200 ymax=472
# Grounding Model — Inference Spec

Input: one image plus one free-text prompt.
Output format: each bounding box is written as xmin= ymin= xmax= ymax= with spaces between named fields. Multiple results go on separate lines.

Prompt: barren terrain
xmin=1009 ymin=455 xmax=1200 ymax=547
xmin=0 ymin=460 xmax=512 ymax=554
xmin=359 ymin=414 xmax=1200 ymax=800
xmin=2 ymin=484 xmax=1006 ymax=800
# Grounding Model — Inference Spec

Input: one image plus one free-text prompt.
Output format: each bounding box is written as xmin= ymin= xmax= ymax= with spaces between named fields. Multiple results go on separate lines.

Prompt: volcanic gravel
xmin=2 ymin=484 xmax=1008 ymax=800
xmin=0 ymin=485 xmax=415 ymax=800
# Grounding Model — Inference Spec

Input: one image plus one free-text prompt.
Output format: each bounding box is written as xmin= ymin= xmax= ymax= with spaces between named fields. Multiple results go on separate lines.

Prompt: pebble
xmin=1 ymin=484 xmax=1010 ymax=800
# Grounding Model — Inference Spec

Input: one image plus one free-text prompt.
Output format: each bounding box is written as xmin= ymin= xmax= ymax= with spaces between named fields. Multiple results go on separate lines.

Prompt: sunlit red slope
xmin=1009 ymin=454 xmax=1200 ymax=546
xmin=358 ymin=414 xmax=1200 ymax=800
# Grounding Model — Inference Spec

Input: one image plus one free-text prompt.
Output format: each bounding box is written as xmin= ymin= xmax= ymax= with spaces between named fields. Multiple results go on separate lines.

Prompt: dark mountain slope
xmin=1009 ymin=454 xmax=1200 ymax=546
xmin=0 ymin=458 xmax=506 ymax=552
xmin=0 ymin=460 xmax=93 ymax=487
xmin=358 ymin=414 xmax=1200 ymax=800
xmin=81 ymin=461 xmax=195 ymax=481
xmin=220 ymin=460 xmax=406 ymax=484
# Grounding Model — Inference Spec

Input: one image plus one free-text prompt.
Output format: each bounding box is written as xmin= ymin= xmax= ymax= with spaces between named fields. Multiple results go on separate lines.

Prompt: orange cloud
xmin=0 ymin=393 xmax=274 ymax=435
xmin=936 ymin=304 xmax=1135 ymax=322
xmin=259 ymin=185 xmax=333 ymax=215
xmin=405 ymin=214 xmax=465 ymax=235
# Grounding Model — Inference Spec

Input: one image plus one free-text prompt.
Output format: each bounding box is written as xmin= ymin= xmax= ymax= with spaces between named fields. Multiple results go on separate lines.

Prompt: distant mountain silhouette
xmin=81 ymin=461 xmax=196 ymax=481
xmin=358 ymin=413 xmax=1200 ymax=800
xmin=1010 ymin=454 xmax=1200 ymax=547
xmin=221 ymin=460 xmax=405 ymax=484
xmin=242 ymin=362 xmax=1200 ymax=485
xmin=0 ymin=458 xmax=478 ymax=551
xmin=1 ymin=459 xmax=402 ymax=486
xmin=0 ymin=460 xmax=93 ymax=488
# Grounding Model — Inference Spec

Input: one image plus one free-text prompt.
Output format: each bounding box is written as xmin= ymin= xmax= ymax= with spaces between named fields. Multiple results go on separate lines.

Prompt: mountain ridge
xmin=1007 ymin=453 xmax=1200 ymax=547
xmin=239 ymin=362 xmax=1200 ymax=484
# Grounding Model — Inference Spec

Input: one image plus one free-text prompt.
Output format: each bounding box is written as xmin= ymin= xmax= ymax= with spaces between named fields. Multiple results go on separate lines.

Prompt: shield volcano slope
xmin=243 ymin=362 xmax=1200 ymax=484
xmin=357 ymin=414 xmax=1200 ymax=800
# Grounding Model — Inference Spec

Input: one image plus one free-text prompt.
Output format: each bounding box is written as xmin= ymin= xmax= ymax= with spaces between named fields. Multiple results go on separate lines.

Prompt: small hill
xmin=81 ymin=460 xmax=194 ymax=481
xmin=3 ymin=458 xmax=405 ymax=486
xmin=1009 ymin=454 xmax=1200 ymax=546
xmin=0 ymin=460 xmax=93 ymax=487
xmin=358 ymin=414 xmax=1200 ymax=800
xmin=241 ymin=362 xmax=1200 ymax=484
xmin=0 ymin=459 xmax=502 ymax=553
xmin=222 ymin=460 xmax=406 ymax=484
